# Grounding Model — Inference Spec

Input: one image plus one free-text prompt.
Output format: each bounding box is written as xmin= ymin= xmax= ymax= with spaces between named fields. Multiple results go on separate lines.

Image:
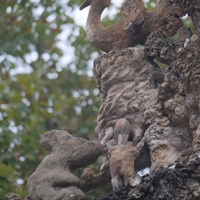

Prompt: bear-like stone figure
xmin=27 ymin=130 xmax=104 ymax=200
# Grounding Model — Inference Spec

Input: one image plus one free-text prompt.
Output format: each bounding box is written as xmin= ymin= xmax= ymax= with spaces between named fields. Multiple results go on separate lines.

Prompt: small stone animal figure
xmin=27 ymin=130 xmax=104 ymax=200
xmin=80 ymin=0 xmax=146 ymax=52
xmin=108 ymin=142 xmax=139 ymax=190
xmin=104 ymin=118 xmax=139 ymax=190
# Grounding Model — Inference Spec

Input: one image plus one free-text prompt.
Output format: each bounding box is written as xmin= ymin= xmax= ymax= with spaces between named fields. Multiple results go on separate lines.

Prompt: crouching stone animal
xmin=108 ymin=142 xmax=139 ymax=190
xmin=27 ymin=130 xmax=104 ymax=200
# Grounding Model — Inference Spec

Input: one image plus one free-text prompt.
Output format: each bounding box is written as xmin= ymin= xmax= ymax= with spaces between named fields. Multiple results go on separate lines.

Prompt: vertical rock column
xmin=93 ymin=48 xmax=162 ymax=172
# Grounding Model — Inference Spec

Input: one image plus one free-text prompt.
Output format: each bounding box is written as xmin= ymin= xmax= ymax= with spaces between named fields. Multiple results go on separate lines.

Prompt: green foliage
xmin=0 ymin=0 xmax=100 ymax=198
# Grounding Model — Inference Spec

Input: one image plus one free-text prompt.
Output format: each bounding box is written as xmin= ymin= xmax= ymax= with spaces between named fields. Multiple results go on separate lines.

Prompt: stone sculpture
xmin=109 ymin=142 xmax=139 ymax=190
xmin=93 ymin=45 xmax=195 ymax=186
xmin=80 ymin=0 xmax=183 ymax=53
xmin=79 ymin=0 xmax=146 ymax=52
xmin=26 ymin=130 xmax=104 ymax=200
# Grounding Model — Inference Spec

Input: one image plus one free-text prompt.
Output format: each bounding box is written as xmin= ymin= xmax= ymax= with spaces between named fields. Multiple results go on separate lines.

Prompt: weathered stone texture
xmin=94 ymin=48 xmax=162 ymax=148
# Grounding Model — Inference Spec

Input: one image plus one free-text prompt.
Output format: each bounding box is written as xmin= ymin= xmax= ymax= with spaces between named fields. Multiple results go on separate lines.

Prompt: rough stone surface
xmin=97 ymin=156 xmax=200 ymax=200
xmin=94 ymin=48 xmax=162 ymax=148
xmin=94 ymin=48 xmax=167 ymax=175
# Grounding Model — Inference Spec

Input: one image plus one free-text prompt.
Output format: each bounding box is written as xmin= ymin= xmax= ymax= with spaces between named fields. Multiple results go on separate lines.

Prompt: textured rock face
xmin=94 ymin=48 xmax=161 ymax=148
xmin=97 ymin=155 xmax=200 ymax=200
xmin=96 ymin=32 xmax=200 ymax=200
xmin=27 ymin=130 xmax=104 ymax=200
xmin=82 ymin=0 xmax=199 ymax=182
xmin=93 ymin=45 xmax=198 ymax=182
xmin=94 ymin=48 xmax=162 ymax=175
xmin=158 ymin=35 xmax=200 ymax=156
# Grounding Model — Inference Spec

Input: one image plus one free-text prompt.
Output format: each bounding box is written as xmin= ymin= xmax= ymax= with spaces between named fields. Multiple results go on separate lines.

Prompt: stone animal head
xmin=114 ymin=118 xmax=131 ymax=145
xmin=40 ymin=130 xmax=72 ymax=151
xmin=79 ymin=0 xmax=111 ymax=10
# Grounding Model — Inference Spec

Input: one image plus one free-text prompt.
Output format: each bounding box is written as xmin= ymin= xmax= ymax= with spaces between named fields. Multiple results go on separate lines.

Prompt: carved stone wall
xmin=93 ymin=46 xmax=195 ymax=175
